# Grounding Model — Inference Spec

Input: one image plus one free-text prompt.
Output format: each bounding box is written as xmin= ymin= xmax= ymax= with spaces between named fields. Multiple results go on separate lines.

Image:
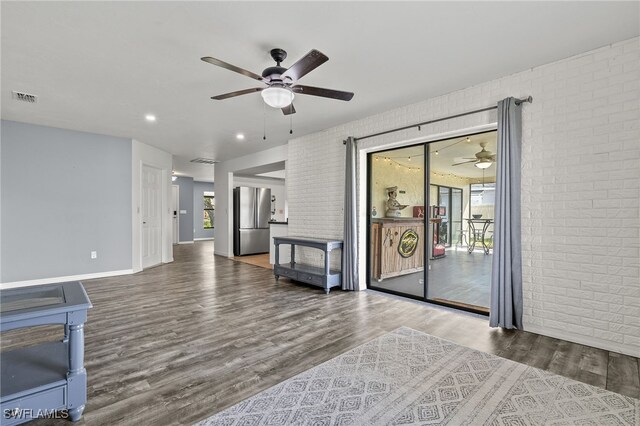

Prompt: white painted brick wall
xmin=287 ymin=37 xmax=640 ymax=356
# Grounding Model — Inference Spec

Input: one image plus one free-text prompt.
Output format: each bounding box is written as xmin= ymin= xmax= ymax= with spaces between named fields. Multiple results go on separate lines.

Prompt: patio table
xmin=466 ymin=219 xmax=494 ymax=255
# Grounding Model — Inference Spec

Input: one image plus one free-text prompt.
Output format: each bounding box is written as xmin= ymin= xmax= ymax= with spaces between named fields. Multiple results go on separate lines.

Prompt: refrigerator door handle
xmin=255 ymin=188 xmax=259 ymax=229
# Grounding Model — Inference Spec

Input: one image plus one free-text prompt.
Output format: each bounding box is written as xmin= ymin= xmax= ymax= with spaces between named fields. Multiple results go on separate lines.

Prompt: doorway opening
xmin=366 ymin=130 xmax=497 ymax=314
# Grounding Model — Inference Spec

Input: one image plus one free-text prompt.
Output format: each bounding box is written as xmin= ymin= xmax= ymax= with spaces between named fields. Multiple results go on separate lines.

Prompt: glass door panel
xmin=451 ymin=188 xmax=463 ymax=247
xmin=438 ymin=187 xmax=451 ymax=247
xmin=368 ymin=145 xmax=425 ymax=299
xmin=425 ymin=132 xmax=497 ymax=312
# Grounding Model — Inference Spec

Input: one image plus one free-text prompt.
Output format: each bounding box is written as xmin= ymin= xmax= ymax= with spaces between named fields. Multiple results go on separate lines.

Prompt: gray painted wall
xmin=1 ymin=120 xmax=132 ymax=283
xmin=174 ymin=176 xmax=194 ymax=242
xmin=193 ymin=181 xmax=214 ymax=240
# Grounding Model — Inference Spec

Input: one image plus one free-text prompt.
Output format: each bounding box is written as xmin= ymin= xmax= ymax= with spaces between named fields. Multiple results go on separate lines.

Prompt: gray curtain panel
xmin=490 ymin=97 xmax=523 ymax=329
xmin=342 ymin=137 xmax=358 ymax=291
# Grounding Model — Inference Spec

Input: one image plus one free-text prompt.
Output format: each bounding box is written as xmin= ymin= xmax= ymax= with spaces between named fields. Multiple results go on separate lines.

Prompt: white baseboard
xmin=1 ymin=269 xmax=134 ymax=289
xmin=177 ymin=241 xmax=194 ymax=244
xmin=194 ymin=237 xmax=214 ymax=241
xmin=214 ymin=250 xmax=231 ymax=258
xmin=524 ymin=324 xmax=638 ymax=358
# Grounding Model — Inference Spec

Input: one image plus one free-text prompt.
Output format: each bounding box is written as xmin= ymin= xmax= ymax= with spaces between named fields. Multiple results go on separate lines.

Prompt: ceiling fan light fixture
xmin=261 ymin=87 xmax=294 ymax=108
xmin=475 ymin=159 xmax=493 ymax=169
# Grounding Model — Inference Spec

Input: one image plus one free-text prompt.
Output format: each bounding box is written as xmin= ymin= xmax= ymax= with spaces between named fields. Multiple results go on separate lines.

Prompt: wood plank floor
xmin=371 ymin=249 xmax=492 ymax=309
xmin=2 ymin=241 xmax=638 ymax=425
xmin=230 ymin=253 xmax=272 ymax=270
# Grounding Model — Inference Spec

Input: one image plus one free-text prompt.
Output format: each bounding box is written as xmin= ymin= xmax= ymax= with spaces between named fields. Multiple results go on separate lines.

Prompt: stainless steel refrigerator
xmin=233 ymin=187 xmax=271 ymax=256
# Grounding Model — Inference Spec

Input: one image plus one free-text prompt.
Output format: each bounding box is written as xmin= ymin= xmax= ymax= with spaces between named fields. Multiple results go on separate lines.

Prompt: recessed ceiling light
xmin=236 ymin=133 xmax=245 ymax=140
xmin=145 ymin=114 xmax=156 ymax=122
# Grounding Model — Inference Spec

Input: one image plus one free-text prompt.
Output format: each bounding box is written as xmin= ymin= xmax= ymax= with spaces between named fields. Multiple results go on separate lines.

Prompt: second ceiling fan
xmin=201 ymin=48 xmax=354 ymax=115
xmin=452 ymin=142 xmax=496 ymax=169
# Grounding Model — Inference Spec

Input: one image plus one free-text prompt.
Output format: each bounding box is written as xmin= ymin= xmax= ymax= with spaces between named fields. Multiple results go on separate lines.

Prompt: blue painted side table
xmin=1 ymin=282 xmax=92 ymax=424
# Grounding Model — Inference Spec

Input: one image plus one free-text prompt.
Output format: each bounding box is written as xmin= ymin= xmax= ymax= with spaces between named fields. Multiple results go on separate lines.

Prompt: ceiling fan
xmin=452 ymin=142 xmax=496 ymax=169
xmin=201 ymin=48 xmax=354 ymax=115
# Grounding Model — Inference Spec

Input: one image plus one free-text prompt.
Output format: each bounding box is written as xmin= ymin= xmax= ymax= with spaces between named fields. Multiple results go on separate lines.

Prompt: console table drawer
xmin=1 ymin=385 xmax=66 ymax=425
xmin=274 ymin=266 xmax=297 ymax=280
xmin=297 ymin=273 xmax=323 ymax=286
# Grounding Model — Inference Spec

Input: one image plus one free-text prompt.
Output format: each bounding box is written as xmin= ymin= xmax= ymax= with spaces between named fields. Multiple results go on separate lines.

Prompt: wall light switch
xmin=91 ymin=251 xmax=97 ymax=259
xmin=180 ymin=210 xmax=187 ymax=214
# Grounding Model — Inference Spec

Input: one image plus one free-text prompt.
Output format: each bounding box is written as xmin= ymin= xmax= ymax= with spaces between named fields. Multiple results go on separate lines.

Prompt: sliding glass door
xmin=367 ymin=130 xmax=497 ymax=314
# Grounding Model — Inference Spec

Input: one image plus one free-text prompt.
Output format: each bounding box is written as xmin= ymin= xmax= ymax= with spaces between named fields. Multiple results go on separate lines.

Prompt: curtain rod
xmin=346 ymin=96 xmax=532 ymax=144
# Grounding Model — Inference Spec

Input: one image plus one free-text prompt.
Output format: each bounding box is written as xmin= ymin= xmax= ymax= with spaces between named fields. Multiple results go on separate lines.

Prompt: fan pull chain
xmin=289 ymin=111 xmax=293 ymax=135
xmin=263 ymin=101 xmax=267 ymax=141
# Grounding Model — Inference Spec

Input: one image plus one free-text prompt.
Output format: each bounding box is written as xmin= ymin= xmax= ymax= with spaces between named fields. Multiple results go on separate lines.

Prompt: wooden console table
xmin=371 ymin=218 xmax=424 ymax=281
xmin=273 ymin=236 xmax=343 ymax=294
xmin=0 ymin=282 xmax=92 ymax=425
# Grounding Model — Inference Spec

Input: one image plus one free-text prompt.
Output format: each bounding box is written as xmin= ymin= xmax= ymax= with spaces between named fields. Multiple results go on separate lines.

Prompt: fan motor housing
xmin=262 ymin=66 xmax=287 ymax=80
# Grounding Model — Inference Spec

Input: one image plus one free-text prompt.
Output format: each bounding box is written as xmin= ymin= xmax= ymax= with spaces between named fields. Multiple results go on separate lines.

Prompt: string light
xmin=372 ymin=154 xmax=494 ymax=180
xmin=372 ymin=155 xmax=422 ymax=171
xmin=430 ymin=136 xmax=473 ymax=156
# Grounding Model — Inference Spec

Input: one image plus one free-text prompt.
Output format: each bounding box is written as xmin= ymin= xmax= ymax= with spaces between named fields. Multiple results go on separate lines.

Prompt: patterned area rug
xmin=196 ymin=327 xmax=639 ymax=425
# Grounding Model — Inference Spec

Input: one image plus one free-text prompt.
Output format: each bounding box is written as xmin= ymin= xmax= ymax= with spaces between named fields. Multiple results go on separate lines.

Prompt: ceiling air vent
xmin=190 ymin=157 xmax=218 ymax=165
xmin=12 ymin=91 xmax=38 ymax=103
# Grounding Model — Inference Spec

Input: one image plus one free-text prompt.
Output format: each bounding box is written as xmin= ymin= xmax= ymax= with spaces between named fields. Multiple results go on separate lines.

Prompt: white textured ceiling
xmin=2 ymin=2 xmax=638 ymax=179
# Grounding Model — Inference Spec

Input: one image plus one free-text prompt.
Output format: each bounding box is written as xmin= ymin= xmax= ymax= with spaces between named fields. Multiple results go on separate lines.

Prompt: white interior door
xmin=142 ymin=165 xmax=162 ymax=268
xmin=172 ymin=185 xmax=179 ymax=244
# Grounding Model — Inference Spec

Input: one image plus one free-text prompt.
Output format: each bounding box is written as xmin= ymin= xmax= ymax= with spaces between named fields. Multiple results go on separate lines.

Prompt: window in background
xmin=204 ymin=196 xmax=215 ymax=229
xmin=470 ymin=183 xmax=495 ymax=219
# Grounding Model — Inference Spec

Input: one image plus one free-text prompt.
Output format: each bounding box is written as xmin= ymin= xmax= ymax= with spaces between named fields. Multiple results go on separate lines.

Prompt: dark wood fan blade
xmin=282 ymin=104 xmax=296 ymax=115
xmin=201 ymin=57 xmax=264 ymax=81
xmin=452 ymin=160 xmax=477 ymax=166
xmin=292 ymin=85 xmax=354 ymax=101
xmin=281 ymin=50 xmax=328 ymax=82
xmin=211 ymin=87 xmax=263 ymax=100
